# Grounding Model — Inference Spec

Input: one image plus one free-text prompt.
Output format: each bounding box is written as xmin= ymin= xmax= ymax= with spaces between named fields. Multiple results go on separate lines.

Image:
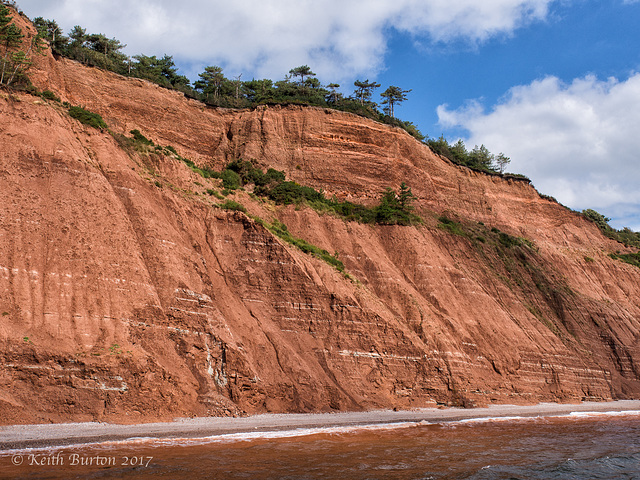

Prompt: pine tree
xmin=494 ymin=153 xmax=511 ymax=174
xmin=326 ymin=83 xmax=340 ymax=104
xmin=289 ymin=65 xmax=315 ymax=84
xmin=33 ymin=17 xmax=67 ymax=54
xmin=353 ymin=79 xmax=380 ymax=105
xmin=398 ymin=182 xmax=416 ymax=212
xmin=380 ymin=85 xmax=411 ymax=118
xmin=0 ymin=5 xmax=23 ymax=84
xmin=195 ymin=65 xmax=225 ymax=97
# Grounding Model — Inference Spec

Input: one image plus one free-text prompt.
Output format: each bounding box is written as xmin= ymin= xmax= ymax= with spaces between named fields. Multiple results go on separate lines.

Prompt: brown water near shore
xmin=2 ymin=412 xmax=640 ymax=479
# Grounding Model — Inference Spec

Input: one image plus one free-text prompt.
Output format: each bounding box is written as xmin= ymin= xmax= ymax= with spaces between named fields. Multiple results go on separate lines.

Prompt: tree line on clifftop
xmin=0 ymin=2 xmax=517 ymax=176
xmin=5 ymin=2 xmax=640 ymax=246
xmin=29 ymin=16 xmax=425 ymax=137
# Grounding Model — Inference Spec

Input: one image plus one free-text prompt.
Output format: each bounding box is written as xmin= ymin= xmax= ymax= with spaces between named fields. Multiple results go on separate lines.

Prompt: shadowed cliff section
xmin=0 ymin=13 xmax=639 ymax=424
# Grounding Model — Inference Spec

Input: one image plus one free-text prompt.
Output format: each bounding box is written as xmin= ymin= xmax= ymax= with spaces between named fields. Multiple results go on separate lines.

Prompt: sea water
xmin=2 ymin=411 xmax=640 ymax=479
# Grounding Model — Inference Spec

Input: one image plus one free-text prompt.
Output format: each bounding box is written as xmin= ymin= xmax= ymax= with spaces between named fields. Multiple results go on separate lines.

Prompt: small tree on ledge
xmin=380 ymin=85 xmax=411 ymax=118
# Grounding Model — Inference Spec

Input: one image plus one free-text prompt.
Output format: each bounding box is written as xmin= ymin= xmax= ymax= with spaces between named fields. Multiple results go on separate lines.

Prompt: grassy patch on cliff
xmin=436 ymin=216 xmax=535 ymax=252
xmin=608 ymin=252 xmax=640 ymax=268
xmin=434 ymin=215 xmax=577 ymax=340
xmin=120 ymin=131 xmax=421 ymax=226
xmin=263 ymin=219 xmax=345 ymax=273
xmin=68 ymin=105 xmax=108 ymax=130
xmin=221 ymin=159 xmax=421 ymax=226
xmin=581 ymin=209 xmax=640 ymax=268
xmin=582 ymin=208 xmax=640 ymax=249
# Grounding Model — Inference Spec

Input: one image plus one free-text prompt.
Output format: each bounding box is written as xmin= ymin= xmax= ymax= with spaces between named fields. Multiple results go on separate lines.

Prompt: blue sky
xmin=17 ymin=0 xmax=640 ymax=230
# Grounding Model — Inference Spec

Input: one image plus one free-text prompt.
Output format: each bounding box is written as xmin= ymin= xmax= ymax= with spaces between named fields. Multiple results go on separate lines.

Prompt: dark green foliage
xmin=375 ymin=185 xmax=419 ymax=225
xmin=468 ymin=145 xmax=494 ymax=171
xmin=495 ymin=153 xmax=511 ymax=174
xmin=219 ymin=200 xmax=247 ymax=213
xmin=1 ymin=5 xmax=46 ymax=87
xmin=538 ymin=192 xmax=558 ymax=202
xmin=217 ymin=160 xmax=420 ymax=225
xmin=427 ymin=136 xmax=513 ymax=175
xmin=194 ymin=65 xmax=227 ymax=99
xmin=267 ymin=181 xmax=325 ymax=205
xmin=130 ymin=54 xmax=190 ymax=88
xmin=289 ymin=65 xmax=315 ymax=84
xmin=68 ymin=105 xmax=107 ymax=130
xmin=40 ymin=89 xmax=60 ymax=102
xmin=438 ymin=216 xmax=467 ymax=236
xmin=353 ymin=79 xmax=380 ymax=105
xmin=266 ymin=220 xmax=345 ymax=273
xmin=265 ymin=168 xmax=286 ymax=184
xmin=489 ymin=228 xmax=534 ymax=249
xmin=33 ymin=17 xmax=67 ymax=54
xmin=25 ymin=14 xmax=526 ymax=171
xmin=130 ymin=129 xmax=153 ymax=145
xmin=380 ymin=85 xmax=411 ymax=118
xmin=326 ymin=83 xmax=341 ymax=104
xmin=398 ymin=182 xmax=415 ymax=211
xmin=206 ymin=189 xmax=224 ymax=199
xmin=221 ymin=169 xmax=241 ymax=190
xmin=582 ymin=209 xmax=640 ymax=248
xmin=225 ymin=159 xmax=285 ymax=187
xmin=188 ymin=163 xmax=218 ymax=179
xmin=504 ymin=173 xmax=531 ymax=182
xmin=499 ymin=232 xmax=519 ymax=248
xmin=242 ymin=79 xmax=275 ymax=104
xmin=61 ymin=25 xmax=129 ymax=74
xmin=608 ymin=252 xmax=640 ymax=268
xmin=28 ymin=12 xmax=430 ymax=141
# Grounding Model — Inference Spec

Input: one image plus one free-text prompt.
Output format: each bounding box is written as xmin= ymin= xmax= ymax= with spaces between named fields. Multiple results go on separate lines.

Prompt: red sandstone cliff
xmin=0 ymin=12 xmax=639 ymax=424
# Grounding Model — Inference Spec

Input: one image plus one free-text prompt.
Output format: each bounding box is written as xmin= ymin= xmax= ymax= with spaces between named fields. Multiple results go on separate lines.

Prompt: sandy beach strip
xmin=2 ymin=400 xmax=639 ymax=451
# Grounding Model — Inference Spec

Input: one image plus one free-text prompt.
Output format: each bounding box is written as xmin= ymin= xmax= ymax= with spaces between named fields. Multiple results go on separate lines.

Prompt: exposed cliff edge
xmin=1 ymin=13 xmax=639 ymax=424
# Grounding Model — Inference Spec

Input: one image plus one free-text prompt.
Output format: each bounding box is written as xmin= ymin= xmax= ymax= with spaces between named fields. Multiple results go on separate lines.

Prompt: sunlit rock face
xmin=0 ymin=12 xmax=639 ymax=424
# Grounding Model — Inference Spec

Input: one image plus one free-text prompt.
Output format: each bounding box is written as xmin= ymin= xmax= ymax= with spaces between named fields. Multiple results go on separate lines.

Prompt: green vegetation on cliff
xmin=29 ymin=12 xmax=424 ymax=140
xmin=0 ymin=4 xmax=45 ymax=87
xmin=582 ymin=209 xmax=640 ymax=249
xmin=426 ymin=135 xmax=517 ymax=177
xmin=220 ymin=159 xmax=421 ymax=226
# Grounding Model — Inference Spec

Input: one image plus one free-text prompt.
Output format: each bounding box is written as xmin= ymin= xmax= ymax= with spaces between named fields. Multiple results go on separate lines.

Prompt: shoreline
xmin=2 ymin=400 xmax=640 ymax=451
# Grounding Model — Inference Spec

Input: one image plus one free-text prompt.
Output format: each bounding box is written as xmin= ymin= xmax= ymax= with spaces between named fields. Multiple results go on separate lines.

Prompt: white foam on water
xmin=132 ymin=421 xmax=423 ymax=448
xmin=2 ymin=410 xmax=639 ymax=454
xmin=428 ymin=410 xmax=640 ymax=428
xmin=0 ymin=422 xmax=423 ymax=454
xmin=568 ymin=410 xmax=640 ymax=418
xmin=455 ymin=415 xmax=530 ymax=425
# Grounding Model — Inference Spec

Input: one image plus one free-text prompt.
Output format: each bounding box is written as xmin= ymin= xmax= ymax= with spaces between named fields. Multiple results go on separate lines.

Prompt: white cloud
xmin=438 ymin=74 xmax=640 ymax=230
xmin=19 ymin=0 xmax=555 ymax=81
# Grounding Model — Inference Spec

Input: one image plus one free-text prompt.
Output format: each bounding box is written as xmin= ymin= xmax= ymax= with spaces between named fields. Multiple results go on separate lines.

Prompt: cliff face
xmin=1 ymin=15 xmax=639 ymax=424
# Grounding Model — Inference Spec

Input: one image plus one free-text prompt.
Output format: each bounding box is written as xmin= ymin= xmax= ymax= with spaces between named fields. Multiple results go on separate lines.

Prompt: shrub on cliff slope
xmin=0 ymin=4 xmax=46 ymax=87
xmin=582 ymin=208 xmax=640 ymax=249
xmin=426 ymin=136 xmax=520 ymax=176
xmin=68 ymin=105 xmax=107 ymax=130
xmin=220 ymin=160 xmax=421 ymax=225
xmin=374 ymin=183 xmax=419 ymax=225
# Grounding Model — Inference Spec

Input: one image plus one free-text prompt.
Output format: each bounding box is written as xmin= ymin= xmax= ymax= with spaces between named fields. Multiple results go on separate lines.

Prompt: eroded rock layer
xmin=0 ymin=14 xmax=639 ymax=423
